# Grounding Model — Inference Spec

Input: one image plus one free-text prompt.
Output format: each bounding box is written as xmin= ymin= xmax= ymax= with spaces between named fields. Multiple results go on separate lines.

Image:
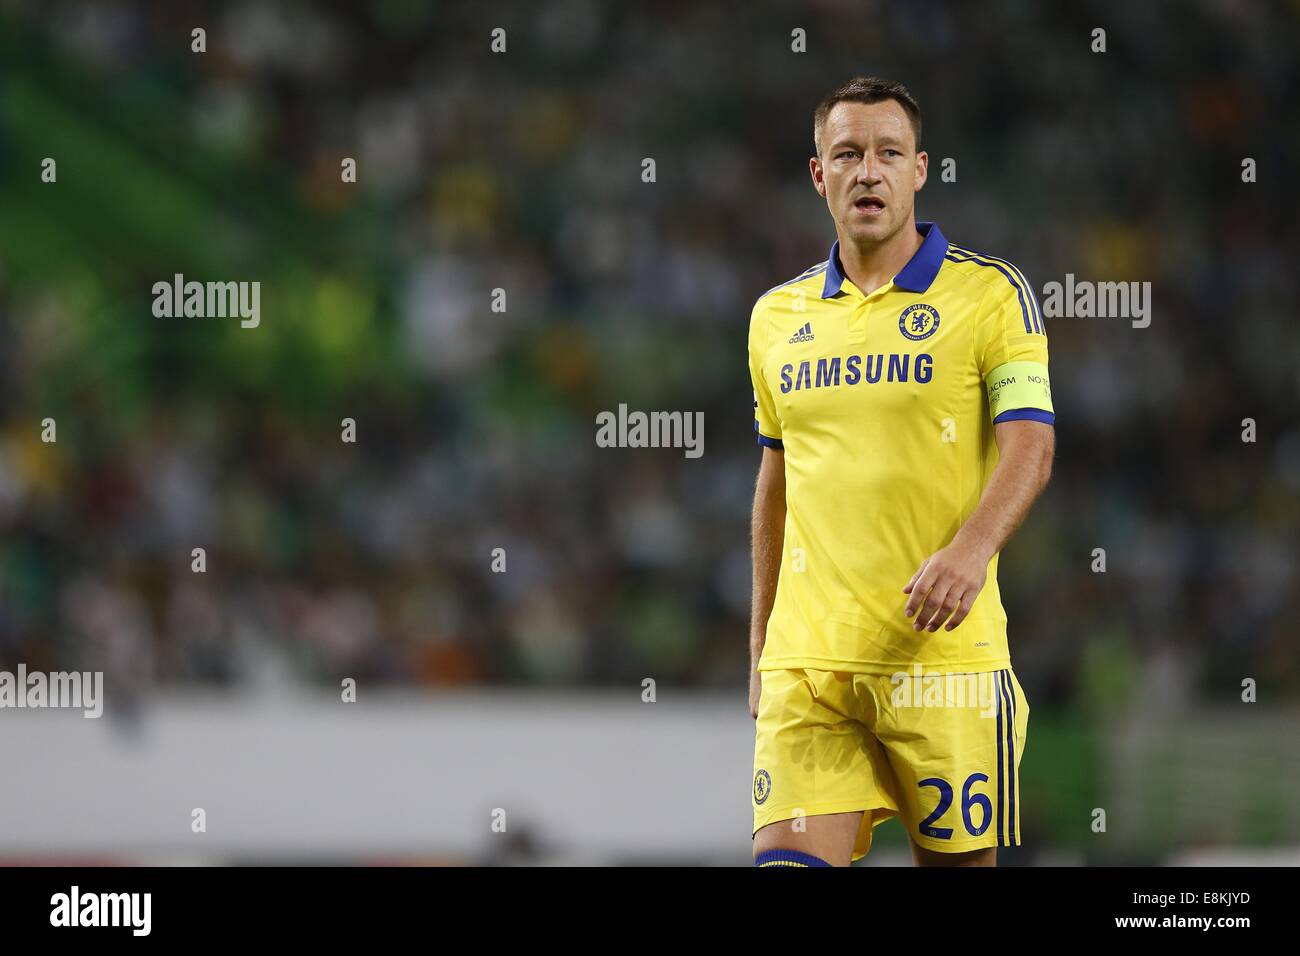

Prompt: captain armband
xmin=985 ymin=361 xmax=1054 ymax=424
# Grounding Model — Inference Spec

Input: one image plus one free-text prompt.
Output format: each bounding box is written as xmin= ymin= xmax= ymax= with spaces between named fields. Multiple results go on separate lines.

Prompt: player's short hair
xmin=813 ymin=76 xmax=922 ymax=156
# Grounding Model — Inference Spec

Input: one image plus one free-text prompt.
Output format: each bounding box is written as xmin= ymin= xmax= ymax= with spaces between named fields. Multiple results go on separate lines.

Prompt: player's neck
xmin=836 ymin=217 xmax=924 ymax=297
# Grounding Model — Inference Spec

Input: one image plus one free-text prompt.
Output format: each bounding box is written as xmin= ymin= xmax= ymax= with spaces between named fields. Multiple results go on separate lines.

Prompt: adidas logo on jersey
xmin=789 ymin=322 xmax=814 ymax=343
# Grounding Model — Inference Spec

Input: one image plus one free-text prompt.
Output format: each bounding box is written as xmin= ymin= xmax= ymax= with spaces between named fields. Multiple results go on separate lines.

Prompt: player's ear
xmin=913 ymin=149 xmax=928 ymax=192
xmin=809 ymin=155 xmax=826 ymax=198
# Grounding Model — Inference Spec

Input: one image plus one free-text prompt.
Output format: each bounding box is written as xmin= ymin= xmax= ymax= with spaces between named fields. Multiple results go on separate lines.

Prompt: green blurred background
xmin=1 ymin=0 xmax=1298 ymax=863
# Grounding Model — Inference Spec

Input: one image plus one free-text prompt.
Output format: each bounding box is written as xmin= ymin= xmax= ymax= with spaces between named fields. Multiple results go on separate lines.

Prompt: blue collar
xmin=821 ymin=221 xmax=949 ymax=298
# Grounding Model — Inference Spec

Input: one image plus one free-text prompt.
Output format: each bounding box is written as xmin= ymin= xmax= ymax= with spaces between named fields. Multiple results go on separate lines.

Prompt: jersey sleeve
xmin=975 ymin=266 xmax=1054 ymax=426
xmin=748 ymin=301 xmax=784 ymax=449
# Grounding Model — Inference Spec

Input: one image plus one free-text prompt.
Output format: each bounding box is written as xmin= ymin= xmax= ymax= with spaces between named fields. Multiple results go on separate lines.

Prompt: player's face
xmin=811 ymin=100 xmax=927 ymax=246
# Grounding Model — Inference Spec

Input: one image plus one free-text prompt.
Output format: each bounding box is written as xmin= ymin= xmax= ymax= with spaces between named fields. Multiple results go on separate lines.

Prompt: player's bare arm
xmin=749 ymin=445 xmax=785 ymax=718
xmin=903 ymin=419 xmax=1055 ymax=632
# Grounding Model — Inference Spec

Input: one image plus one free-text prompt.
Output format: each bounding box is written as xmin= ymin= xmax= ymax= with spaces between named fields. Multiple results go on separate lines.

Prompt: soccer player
xmin=748 ymin=77 xmax=1055 ymax=867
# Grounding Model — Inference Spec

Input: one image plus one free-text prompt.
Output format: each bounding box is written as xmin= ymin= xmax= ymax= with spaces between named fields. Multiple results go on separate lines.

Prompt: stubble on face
xmin=815 ymin=100 xmax=921 ymax=250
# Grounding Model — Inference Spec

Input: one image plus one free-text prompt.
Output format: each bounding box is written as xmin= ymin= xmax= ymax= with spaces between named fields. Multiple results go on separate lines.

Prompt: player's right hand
xmin=748 ymin=666 xmax=762 ymax=719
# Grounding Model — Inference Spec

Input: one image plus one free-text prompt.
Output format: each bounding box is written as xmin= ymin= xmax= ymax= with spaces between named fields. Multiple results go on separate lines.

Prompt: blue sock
xmin=755 ymin=848 xmax=832 ymax=867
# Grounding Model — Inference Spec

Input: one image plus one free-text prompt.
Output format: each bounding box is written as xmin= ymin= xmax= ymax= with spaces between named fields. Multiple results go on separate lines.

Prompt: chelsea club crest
xmin=899 ymin=303 xmax=940 ymax=341
xmin=754 ymin=769 xmax=772 ymax=805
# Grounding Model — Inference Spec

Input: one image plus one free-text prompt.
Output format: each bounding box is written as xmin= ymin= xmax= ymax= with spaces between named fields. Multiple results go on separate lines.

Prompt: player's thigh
xmin=752 ymin=669 xmax=892 ymax=864
xmin=754 ymin=811 xmax=864 ymax=867
xmin=872 ymin=668 xmax=1028 ymax=855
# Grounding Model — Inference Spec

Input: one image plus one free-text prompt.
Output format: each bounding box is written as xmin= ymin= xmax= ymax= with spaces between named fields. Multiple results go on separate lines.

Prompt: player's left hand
xmin=902 ymin=538 xmax=991 ymax=632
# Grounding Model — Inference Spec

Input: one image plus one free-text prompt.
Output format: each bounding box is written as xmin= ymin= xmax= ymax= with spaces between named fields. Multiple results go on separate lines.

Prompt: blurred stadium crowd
xmin=1 ymin=0 xmax=1297 ymax=722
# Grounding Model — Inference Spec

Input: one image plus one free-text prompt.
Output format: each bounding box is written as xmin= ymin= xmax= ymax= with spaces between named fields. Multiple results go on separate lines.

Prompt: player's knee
xmin=754 ymin=848 xmax=832 ymax=868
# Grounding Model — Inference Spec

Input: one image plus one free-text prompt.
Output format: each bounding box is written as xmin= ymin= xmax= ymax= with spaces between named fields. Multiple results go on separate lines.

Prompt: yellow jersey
xmin=748 ymin=221 xmax=1053 ymax=674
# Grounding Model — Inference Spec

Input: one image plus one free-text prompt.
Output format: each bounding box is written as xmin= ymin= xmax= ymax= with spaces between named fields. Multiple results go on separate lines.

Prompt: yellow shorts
xmin=752 ymin=667 xmax=1029 ymax=861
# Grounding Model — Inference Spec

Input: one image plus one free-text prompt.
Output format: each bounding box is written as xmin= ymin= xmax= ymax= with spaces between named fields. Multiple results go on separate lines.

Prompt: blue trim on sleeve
xmin=753 ymin=419 xmax=784 ymax=449
xmin=993 ymin=408 xmax=1055 ymax=425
